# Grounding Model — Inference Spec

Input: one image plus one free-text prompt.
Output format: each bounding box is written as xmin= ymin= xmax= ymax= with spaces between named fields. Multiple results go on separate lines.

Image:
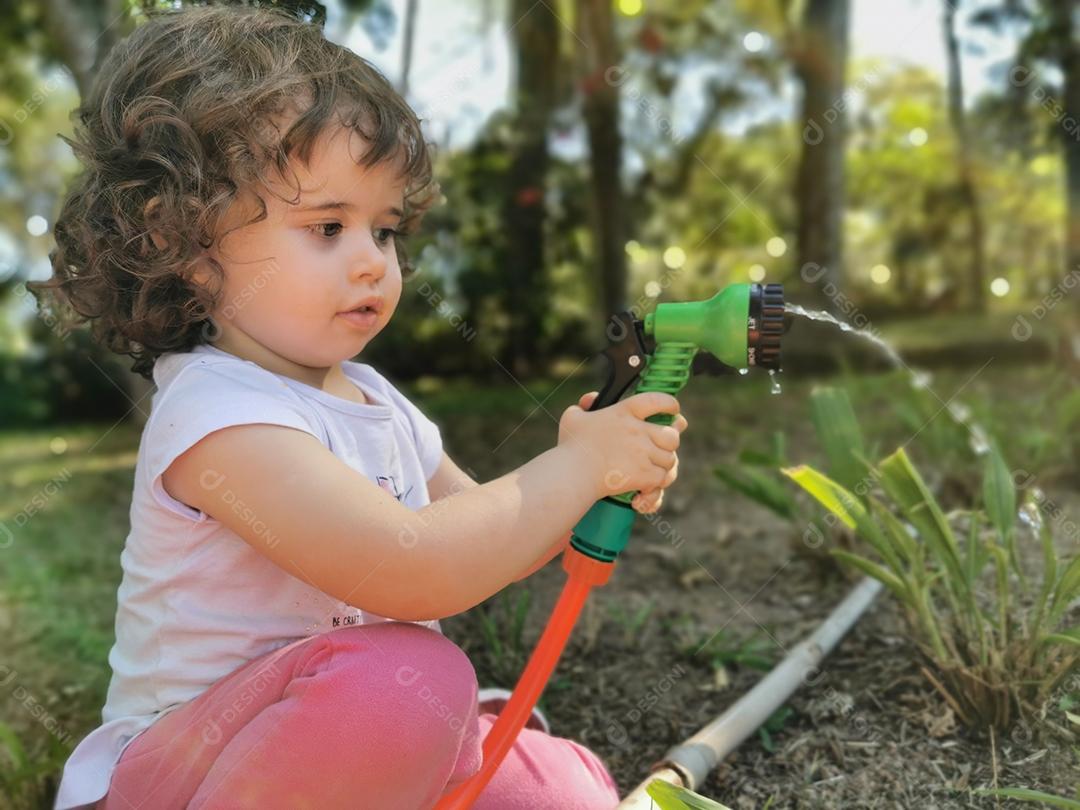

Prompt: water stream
xmin=785 ymin=304 xmax=990 ymax=456
xmin=768 ymin=368 xmax=782 ymax=395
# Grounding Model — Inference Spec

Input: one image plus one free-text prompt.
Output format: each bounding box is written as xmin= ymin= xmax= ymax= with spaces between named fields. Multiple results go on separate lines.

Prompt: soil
xmin=438 ymin=367 xmax=1080 ymax=809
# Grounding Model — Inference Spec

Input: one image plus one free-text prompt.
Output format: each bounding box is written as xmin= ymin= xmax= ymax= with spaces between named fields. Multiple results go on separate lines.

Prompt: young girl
xmin=36 ymin=6 xmax=686 ymax=809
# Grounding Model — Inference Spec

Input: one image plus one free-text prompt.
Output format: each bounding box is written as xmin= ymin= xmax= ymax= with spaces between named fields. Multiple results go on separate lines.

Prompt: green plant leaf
xmin=964 ymin=509 xmax=981 ymax=594
xmin=1039 ymin=512 xmax=1058 ymax=590
xmin=891 ymin=399 xmax=924 ymax=434
xmin=870 ymin=497 xmax=918 ymax=568
xmin=772 ymin=430 xmax=787 ymax=467
xmin=714 ymin=466 xmax=795 ymax=520
xmin=784 ymin=466 xmax=904 ymax=574
xmin=645 ymin=779 xmax=735 ymax=809
xmin=738 ymin=449 xmax=780 ymax=467
xmin=0 ymin=721 xmax=28 ymax=772
xmin=707 ymin=629 xmax=778 ymax=672
xmin=988 ymin=544 xmax=1012 ymax=648
xmin=782 ymin=465 xmax=860 ymax=529
xmin=1051 ymin=557 xmax=1080 ymax=625
xmin=1044 ymin=628 xmax=1080 ymax=648
xmin=831 ymin=550 xmax=908 ymax=599
xmin=1030 ymin=507 xmax=1058 ymax=641
xmin=511 ymin=589 xmax=531 ymax=649
xmin=809 ymin=387 xmax=867 ymax=494
xmin=982 ymin=444 xmax=1016 ymax=548
xmin=877 ymin=448 xmax=965 ymax=589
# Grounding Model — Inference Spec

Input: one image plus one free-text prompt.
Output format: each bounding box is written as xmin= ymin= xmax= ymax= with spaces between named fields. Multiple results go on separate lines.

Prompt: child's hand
xmin=558 ymin=390 xmax=689 ymax=512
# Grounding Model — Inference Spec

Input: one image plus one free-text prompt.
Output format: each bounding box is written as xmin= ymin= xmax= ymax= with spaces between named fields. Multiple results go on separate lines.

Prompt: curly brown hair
xmin=28 ymin=4 xmax=439 ymax=380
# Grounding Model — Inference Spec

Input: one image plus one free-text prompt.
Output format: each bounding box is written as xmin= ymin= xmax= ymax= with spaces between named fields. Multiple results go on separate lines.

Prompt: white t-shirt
xmin=54 ymin=344 xmax=445 ymax=810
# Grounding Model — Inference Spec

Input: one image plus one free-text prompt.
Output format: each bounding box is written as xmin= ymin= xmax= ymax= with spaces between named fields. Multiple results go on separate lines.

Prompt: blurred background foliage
xmin=0 ymin=0 xmax=1077 ymax=417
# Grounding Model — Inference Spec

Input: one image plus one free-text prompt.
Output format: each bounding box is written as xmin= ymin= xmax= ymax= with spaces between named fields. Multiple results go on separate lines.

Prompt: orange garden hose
xmin=433 ymin=545 xmax=614 ymax=809
xmin=434 ymin=284 xmax=786 ymax=807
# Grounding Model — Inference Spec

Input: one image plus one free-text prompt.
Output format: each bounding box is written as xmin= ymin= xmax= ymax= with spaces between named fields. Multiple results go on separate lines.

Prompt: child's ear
xmin=143 ymin=196 xmax=216 ymax=288
xmin=189 ymin=257 xmax=215 ymax=289
xmin=144 ymin=197 xmax=170 ymax=253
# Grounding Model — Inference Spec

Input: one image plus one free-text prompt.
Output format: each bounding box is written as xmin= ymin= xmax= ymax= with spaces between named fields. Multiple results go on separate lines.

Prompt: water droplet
xmin=1019 ymin=502 xmax=1043 ymax=531
xmin=768 ymin=368 xmax=782 ymax=395
xmin=738 ymin=368 xmax=749 ymax=376
xmin=948 ymin=403 xmax=971 ymax=423
xmin=968 ymin=425 xmax=990 ymax=455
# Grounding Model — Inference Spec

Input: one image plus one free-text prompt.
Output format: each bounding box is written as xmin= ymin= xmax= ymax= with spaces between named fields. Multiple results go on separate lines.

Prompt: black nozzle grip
xmin=589 ymin=313 xmax=650 ymax=411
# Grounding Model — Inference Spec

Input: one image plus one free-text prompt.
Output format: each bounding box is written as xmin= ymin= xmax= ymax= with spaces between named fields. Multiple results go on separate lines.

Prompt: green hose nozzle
xmin=643 ymin=283 xmax=783 ymax=370
xmin=569 ymin=283 xmax=785 ymax=563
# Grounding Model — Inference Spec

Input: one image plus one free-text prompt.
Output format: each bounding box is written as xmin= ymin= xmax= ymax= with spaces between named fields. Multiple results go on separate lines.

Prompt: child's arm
xmin=427 ymin=451 xmax=571 ymax=582
xmin=426 ymin=451 xmax=480 ymax=502
xmin=163 ymin=391 xmax=683 ymax=621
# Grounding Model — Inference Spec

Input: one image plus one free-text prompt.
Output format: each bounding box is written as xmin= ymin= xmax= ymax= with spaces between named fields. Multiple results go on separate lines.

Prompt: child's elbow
xmin=340 ymin=534 xmax=466 ymax=622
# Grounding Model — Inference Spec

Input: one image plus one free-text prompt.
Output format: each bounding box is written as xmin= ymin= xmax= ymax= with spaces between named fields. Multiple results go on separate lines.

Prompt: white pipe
xmin=618 ymin=576 xmax=883 ymax=808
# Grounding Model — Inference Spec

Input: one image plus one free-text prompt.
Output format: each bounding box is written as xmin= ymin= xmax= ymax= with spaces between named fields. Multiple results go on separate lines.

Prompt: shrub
xmin=784 ymin=446 xmax=1079 ymax=730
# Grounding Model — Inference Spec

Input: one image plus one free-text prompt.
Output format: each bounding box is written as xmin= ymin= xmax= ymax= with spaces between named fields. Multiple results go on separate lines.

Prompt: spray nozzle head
xmin=644 ymin=282 xmax=785 ymax=371
xmin=748 ymin=283 xmax=784 ymax=370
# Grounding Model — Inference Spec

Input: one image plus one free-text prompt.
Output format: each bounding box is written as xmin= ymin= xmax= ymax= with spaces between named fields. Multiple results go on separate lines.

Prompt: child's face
xmin=201 ymin=123 xmax=406 ymax=373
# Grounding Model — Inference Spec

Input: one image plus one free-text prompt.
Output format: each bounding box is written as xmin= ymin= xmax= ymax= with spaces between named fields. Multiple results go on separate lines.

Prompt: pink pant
xmin=96 ymin=622 xmax=620 ymax=809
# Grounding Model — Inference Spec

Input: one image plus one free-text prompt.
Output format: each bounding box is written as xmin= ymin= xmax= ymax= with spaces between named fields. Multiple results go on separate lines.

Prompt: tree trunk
xmin=793 ymin=0 xmax=850 ymax=309
xmin=578 ymin=0 xmax=628 ymax=322
xmin=398 ymin=0 xmax=418 ymax=97
xmin=1047 ymin=0 xmax=1080 ymax=376
xmin=943 ymin=0 xmax=988 ymax=313
xmin=498 ymin=0 xmax=560 ymax=377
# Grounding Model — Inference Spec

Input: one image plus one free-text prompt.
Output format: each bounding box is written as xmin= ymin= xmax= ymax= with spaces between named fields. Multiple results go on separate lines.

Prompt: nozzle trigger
xmin=590 ymin=312 xmax=651 ymax=411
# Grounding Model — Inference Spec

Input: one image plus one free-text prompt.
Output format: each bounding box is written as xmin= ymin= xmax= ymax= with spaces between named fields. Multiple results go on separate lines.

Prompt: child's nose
xmin=348 ymin=235 xmax=388 ymax=281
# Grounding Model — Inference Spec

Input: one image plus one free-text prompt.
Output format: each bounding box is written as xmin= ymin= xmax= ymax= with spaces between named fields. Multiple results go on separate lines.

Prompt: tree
xmin=578 ymin=0 xmax=629 ymax=319
xmin=500 ymin=0 xmax=561 ymax=377
xmin=943 ymin=0 xmax=988 ymax=313
xmin=792 ymin=0 xmax=850 ymax=306
xmin=1047 ymin=0 xmax=1080 ymax=372
xmin=398 ymin=0 xmax=418 ymax=97
xmin=974 ymin=0 xmax=1080 ymax=370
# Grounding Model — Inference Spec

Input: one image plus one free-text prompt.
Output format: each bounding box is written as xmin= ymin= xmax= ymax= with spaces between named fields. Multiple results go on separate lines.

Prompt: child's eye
xmin=308 ymin=223 xmax=398 ymax=246
xmin=374 ymin=228 xmax=399 ymax=247
xmin=309 ymin=222 xmax=343 ymax=239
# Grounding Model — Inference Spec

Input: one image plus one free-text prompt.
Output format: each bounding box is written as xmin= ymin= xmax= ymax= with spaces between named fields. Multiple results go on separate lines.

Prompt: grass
xmin=689 ymin=627 xmax=778 ymax=676
xmin=471 ymin=588 xmax=533 ymax=688
xmin=605 ymin=596 xmax=657 ymax=646
xmin=0 ymin=421 xmax=141 ymax=809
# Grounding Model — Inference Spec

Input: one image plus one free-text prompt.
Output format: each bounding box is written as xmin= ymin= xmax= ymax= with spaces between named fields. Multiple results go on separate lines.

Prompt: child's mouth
xmin=338 ymin=303 xmax=380 ymax=329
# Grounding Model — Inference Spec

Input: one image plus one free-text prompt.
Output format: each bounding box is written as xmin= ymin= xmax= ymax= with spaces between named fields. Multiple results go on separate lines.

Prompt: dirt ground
xmin=439 ymin=367 xmax=1080 ymax=809
xmin=7 ymin=363 xmax=1075 ymax=809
